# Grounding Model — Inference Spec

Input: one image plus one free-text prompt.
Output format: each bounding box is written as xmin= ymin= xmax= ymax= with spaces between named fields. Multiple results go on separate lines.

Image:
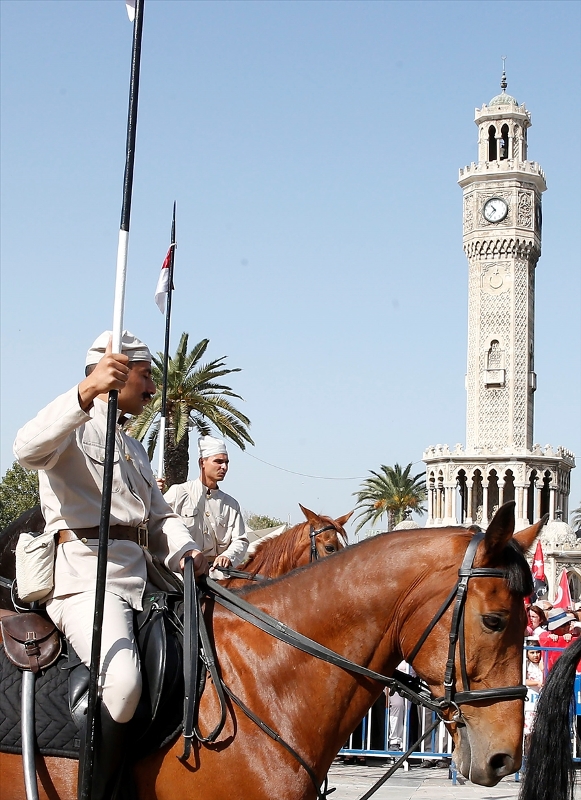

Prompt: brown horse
xmin=0 ymin=502 xmax=541 ymax=799
xmin=226 ymin=504 xmax=350 ymax=584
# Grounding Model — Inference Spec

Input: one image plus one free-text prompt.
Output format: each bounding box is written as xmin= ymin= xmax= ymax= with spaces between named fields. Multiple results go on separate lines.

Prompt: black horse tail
xmin=520 ymin=636 xmax=581 ymax=800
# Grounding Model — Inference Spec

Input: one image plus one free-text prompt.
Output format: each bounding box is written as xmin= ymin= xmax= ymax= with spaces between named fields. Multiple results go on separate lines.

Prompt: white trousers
xmin=388 ymin=691 xmax=405 ymax=747
xmin=47 ymin=591 xmax=142 ymax=723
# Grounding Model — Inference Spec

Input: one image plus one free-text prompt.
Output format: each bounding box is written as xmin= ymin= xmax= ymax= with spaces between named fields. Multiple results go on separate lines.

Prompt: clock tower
xmin=423 ymin=71 xmax=575 ymax=530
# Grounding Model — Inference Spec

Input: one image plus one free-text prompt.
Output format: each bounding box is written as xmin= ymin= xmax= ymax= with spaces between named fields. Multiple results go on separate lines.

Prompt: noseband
xmin=308 ymin=523 xmax=338 ymax=562
xmin=406 ymin=531 xmax=527 ymax=719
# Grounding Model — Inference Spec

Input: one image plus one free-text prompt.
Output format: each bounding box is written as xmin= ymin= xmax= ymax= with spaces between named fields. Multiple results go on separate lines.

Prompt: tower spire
xmin=501 ymin=56 xmax=507 ymax=92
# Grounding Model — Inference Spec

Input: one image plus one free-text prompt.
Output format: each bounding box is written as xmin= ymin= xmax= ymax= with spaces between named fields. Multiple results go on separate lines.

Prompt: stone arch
xmin=457 ymin=469 xmax=468 ymax=524
xmin=472 ymin=469 xmax=484 ymax=524
xmin=540 ymin=470 xmax=551 ymax=518
xmin=487 ymin=469 xmax=499 ymax=519
xmin=500 ymin=124 xmax=509 ymax=159
xmin=567 ymin=568 xmax=581 ymax=605
xmin=488 ymin=125 xmax=498 ymax=161
xmin=527 ymin=468 xmax=538 ymax=524
xmin=502 ymin=468 xmax=516 ymax=505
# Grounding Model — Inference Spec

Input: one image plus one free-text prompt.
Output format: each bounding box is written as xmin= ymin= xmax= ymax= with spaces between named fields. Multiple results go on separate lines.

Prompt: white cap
xmin=85 ymin=330 xmax=152 ymax=367
xmin=198 ymin=436 xmax=228 ymax=459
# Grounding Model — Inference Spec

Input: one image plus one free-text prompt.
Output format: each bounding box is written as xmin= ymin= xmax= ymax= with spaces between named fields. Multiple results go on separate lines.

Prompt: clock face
xmin=483 ymin=197 xmax=508 ymax=223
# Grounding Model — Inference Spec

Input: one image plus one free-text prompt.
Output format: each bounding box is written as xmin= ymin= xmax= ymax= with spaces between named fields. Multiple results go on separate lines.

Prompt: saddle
xmin=0 ymin=592 xmax=185 ymax=761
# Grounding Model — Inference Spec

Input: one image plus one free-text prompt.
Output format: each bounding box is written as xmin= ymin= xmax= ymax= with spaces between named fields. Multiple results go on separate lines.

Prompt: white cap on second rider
xmin=198 ymin=436 xmax=228 ymax=459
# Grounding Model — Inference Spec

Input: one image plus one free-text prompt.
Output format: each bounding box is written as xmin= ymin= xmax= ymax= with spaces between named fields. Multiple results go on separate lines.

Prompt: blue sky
xmin=1 ymin=0 xmax=579 ymax=536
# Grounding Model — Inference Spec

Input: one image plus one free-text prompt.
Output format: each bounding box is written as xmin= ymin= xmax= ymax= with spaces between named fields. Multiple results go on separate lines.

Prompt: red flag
xmin=531 ymin=541 xmax=545 ymax=581
xmin=553 ymin=569 xmax=572 ymax=610
xmin=154 ymin=247 xmax=172 ymax=314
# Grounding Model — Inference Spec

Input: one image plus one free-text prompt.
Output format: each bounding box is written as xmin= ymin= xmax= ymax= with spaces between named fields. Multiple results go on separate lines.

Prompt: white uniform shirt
xmin=13 ymin=387 xmax=196 ymax=609
xmin=164 ymin=477 xmax=248 ymax=567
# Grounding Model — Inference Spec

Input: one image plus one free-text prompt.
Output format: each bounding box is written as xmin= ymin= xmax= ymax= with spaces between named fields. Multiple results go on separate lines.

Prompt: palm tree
xmin=129 ymin=333 xmax=253 ymax=487
xmin=353 ymin=463 xmax=426 ymax=534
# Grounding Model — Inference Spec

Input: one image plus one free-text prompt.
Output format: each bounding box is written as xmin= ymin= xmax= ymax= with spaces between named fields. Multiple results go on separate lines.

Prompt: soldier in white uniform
xmin=164 ymin=436 xmax=248 ymax=576
xmin=13 ymin=331 xmax=207 ymax=800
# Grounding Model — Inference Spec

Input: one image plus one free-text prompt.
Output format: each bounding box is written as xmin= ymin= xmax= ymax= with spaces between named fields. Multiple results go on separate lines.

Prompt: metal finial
xmin=501 ymin=56 xmax=507 ymax=91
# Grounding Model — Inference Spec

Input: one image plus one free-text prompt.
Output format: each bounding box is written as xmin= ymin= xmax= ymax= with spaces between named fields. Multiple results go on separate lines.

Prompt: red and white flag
xmin=553 ymin=569 xmax=573 ymax=610
xmin=531 ymin=540 xmax=545 ymax=581
xmin=154 ymin=247 xmax=172 ymax=314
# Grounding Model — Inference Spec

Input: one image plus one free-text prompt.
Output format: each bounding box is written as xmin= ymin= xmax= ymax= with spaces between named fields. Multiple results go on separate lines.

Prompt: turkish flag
xmin=553 ymin=569 xmax=573 ymax=610
xmin=155 ymin=247 xmax=173 ymax=314
xmin=532 ymin=541 xmax=545 ymax=581
xmin=531 ymin=540 xmax=548 ymax=601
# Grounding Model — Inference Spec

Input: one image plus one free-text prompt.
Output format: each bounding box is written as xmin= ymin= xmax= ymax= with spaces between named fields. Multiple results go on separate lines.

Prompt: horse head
xmin=402 ymin=502 xmax=543 ymax=786
xmin=297 ymin=504 xmax=351 ymax=563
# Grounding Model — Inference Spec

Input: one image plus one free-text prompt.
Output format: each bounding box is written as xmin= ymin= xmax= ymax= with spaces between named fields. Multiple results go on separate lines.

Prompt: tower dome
xmin=488 ymin=89 xmax=518 ymax=107
xmin=540 ymin=519 xmax=579 ymax=551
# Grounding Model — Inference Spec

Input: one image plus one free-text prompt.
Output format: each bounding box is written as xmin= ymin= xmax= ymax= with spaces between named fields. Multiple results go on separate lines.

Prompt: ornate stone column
xmin=515 ymin=485 xmax=528 ymax=531
xmin=549 ymin=486 xmax=556 ymax=520
xmin=523 ymin=485 xmax=529 ymax=524
xmin=427 ymin=486 xmax=435 ymax=526
xmin=482 ymin=481 xmax=489 ymax=526
xmin=448 ymin=483 xmax=458 ymax=525
xmin=465 ymin=481 xmax=474 ymax=526
xmin=535 ymin=484 xmax=543 ymax=522
xmin=498 ymin=481 xmax=505 ymax=508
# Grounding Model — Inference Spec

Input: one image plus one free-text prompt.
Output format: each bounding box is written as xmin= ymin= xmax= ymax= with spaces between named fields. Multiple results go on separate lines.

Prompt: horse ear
xmin=335 ymin=510 xmax=354 ymax=528
xmin=481 ymin=501 xmax=516 ymax=558
xmin=513 ymin=514 xmax=548 ymax=553
xmin=298 ymin=504 xmax=320 ymax=525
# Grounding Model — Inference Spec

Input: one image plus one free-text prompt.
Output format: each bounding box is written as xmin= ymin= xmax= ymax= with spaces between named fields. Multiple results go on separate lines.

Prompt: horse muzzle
xmin=454 ymin=724 xmax=521 ymax=786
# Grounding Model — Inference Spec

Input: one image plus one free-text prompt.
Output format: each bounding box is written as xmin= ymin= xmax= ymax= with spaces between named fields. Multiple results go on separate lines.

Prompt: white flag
xmin=126 ymin=0 xmax=136 ymax=22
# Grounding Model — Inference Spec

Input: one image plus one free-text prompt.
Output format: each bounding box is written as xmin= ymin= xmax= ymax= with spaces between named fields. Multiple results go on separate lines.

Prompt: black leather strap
xmin=212 ymin=565 xmax=267 ymax=582
xmin=222 ymin=683 xmax=329 ymax=800
xmin=181 ymin=557 xmax=199 ymax=759
xmin=193 ymin=595 xmax=228 ymax=743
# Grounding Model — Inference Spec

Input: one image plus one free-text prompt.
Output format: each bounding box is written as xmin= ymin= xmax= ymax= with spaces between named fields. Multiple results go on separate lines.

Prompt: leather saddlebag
xmin=1 ymin=612 xmax=61 ymax=673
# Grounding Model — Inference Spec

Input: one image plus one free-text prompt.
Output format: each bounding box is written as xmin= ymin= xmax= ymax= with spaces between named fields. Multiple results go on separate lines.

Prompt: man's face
xmin=117 ymin=361 xmax=156 ymax=416
xmin=201 ymin=454 xmax=229 ymax=486
xmin=553 ymin=622 xmax=571 ymax=636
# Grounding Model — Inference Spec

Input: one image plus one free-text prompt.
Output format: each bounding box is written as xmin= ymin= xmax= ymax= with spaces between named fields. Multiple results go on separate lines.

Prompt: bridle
xmin=182 ymin=532 xmax=528 ymax=799
xmin=308 ymin=523 xmax=343 ymax=562
xmin=406 ymin=531 xmax=527 ymax=717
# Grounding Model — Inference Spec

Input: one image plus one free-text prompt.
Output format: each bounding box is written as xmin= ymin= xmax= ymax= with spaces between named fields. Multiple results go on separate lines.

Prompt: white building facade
xmin=423 ymin=73 xmax=575 ymax=531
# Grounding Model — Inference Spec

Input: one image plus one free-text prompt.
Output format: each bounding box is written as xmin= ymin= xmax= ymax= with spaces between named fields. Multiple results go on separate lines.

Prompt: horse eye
xmin=482 ymin=614 xmax=505 ymax=632
xmin=324 ymin=545 xmax=336 ymax=553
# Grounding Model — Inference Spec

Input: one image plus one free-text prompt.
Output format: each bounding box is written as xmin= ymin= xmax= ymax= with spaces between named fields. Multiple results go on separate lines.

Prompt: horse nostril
xmin=489 ymin=753 xmax=513 ymax=775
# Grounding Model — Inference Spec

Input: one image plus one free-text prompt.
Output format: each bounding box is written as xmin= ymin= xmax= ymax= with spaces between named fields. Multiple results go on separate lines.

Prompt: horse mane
xmin=244 ymin=522 xmax=310 ymax=577
xmin=500 ymin=538 xmax=534 ymax=597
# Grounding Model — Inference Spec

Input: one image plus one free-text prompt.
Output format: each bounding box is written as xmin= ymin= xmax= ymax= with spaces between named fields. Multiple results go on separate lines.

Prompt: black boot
xmin=77 ymin=705 xmax=130 ymax=800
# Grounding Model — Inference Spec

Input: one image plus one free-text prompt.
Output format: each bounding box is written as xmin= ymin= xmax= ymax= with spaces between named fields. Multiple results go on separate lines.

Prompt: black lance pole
xmin=79 ymin=2 xmax=145 ymax=797
xmin=157 ymin=202 xmax=177 ymax=481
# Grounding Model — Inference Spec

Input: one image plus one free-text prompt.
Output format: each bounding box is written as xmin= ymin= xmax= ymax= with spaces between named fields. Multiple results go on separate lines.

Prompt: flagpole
xmin=158 ymin=202 xmax=176 ymax=479
xmin=80 ymin=1 xmax=145 ymax=797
